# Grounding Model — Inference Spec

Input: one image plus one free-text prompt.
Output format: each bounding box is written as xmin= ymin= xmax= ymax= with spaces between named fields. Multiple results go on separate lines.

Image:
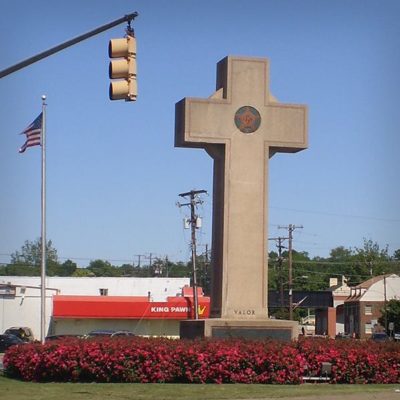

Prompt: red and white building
xmin=0 ymin=277 xmax=210 ymax=339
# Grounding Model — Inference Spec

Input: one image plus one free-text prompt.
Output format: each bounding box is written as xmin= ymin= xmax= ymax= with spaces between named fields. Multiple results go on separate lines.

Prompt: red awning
xmin=53 ymin=295 xmax=210 ymax=320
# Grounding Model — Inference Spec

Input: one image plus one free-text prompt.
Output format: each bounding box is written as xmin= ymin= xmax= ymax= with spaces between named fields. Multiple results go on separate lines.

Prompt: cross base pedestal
xmin=180 ymin=318 xmax=299 ymax=341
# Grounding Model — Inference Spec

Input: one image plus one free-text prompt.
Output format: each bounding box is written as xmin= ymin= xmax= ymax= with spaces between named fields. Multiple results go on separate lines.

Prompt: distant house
xmin=343 ymin=274 xmax=400 ymax=339
xmin=312 ymin=276 xmax=350 ymax=338
xmin=328 ymin=276 xmax=351 ymax=335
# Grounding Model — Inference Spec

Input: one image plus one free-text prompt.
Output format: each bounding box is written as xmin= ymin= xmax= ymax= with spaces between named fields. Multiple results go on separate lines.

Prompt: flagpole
xmin=40 ymin=95 xmax=47 ymax=344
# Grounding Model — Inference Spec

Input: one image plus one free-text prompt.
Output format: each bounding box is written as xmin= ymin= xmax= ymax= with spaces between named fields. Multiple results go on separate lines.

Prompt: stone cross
xmin=175 ymin=56 xmax=307 ymax=320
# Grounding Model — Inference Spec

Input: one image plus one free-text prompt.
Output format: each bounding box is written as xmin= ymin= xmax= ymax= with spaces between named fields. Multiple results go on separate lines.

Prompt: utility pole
xmin=269 ymin=237 xmax=287 ymax=308
xmin=205 ymin=243 xmax=210 ymax=295
xmin=177 ymin=189 xmax=207 ymax=319
xmin=384 ymin=274 xmax=388 ymax=333
xmin=135 ymin=254 xmax=145 ymax=268
xmin=277 ymin=237 xmax=286 ymax=308
xmin=278 ymin=224 xmax=303 ymax=320
xmin=145 ymin=253 xmax=153 ymax=277
xmin=165 ymin=256 xmax=169 ymax=278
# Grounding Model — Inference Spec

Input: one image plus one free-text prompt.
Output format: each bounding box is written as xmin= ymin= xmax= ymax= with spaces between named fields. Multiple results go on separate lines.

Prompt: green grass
xmin=0 ymin=376 xmax=399 ymax=400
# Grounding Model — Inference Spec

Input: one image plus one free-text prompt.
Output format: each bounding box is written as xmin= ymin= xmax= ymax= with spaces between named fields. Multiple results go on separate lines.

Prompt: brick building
xmin=344 ymin=274 xmax=400 ymax=339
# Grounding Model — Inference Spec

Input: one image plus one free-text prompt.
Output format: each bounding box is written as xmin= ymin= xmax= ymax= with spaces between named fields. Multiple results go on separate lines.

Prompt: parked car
xmin=0 ymin=334 xmax=24 ymax=352
xmin=371 ymin=332 xmax=389 ymax=342
xmin=111 ymin=330 xmax=135 ymax=337
xmin=4 ymin=327 xmax=34 ymax=342
xmin=85 ymin=329 xmax=135 ymax=338
xmin=85 ymin=329 xmax=117 ymax=337
xmin=335 ymin=333 xmax=352 ymax=340
xmin=45 ymin=334 xmax=83 ymax=341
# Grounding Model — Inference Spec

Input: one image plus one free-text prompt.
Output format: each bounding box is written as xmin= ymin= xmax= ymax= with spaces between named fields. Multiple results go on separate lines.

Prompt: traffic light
xmin=108 ymin=32 xmax=137 ymax=101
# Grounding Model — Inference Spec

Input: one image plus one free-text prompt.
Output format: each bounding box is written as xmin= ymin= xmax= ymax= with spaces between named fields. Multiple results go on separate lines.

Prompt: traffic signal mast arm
xmin=0 ymin=12 xmax=138 ymax=79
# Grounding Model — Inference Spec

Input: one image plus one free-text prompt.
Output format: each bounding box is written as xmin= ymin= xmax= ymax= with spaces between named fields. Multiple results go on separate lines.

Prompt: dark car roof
xmin=45 ymin=334 xmax=82 ymax=341
xmin=87 ymin=329 xmax=116 ymax=336
xmin=5 ymin=327 xmax=32 ymax=332
xmin=4 ymin=327 xmax=33 ymax=336
xmin=111 ymin=330 xmax=135 ymax=336
xmin=0 ymin=333 xmax=23 ymax=340
xmin=86 ymin=329 xmax=135 ymax=337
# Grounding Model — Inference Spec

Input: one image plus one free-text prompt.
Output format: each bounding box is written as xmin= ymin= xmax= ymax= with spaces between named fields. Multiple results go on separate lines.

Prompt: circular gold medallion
xmin=234 ymin=106 xmax=261 ymax=133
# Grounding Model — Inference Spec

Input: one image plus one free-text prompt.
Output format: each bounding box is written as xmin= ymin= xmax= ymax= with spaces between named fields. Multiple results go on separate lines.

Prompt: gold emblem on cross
xmin=234 ymin=106 xmax=261 ymax=134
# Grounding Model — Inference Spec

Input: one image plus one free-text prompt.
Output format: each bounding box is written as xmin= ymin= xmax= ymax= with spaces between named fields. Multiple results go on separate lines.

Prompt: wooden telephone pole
xmin=278 ymin=224 xmax=303 ymax=320
xmin=177 ymin=189 xmax=207 ymax=319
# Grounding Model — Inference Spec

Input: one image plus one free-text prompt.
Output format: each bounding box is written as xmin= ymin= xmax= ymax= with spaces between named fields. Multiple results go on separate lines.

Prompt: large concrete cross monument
xmin=175 ymin=56 xmax=308 ymax=340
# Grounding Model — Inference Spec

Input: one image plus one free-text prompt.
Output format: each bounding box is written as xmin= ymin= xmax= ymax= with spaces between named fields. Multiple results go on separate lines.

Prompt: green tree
xmin=72 ymin=268 xmax=95 ymax=277
xmin=1 ymin=263 xmax=40 ymax=276
xmin=149 ymin=257 xmax=166 ymax=277
xmin=118 ymin=263 xmax=135 ymax=276
xmin=291 ymin=250 xmax=311 ymax=287
xmin=353 ymin=239 xmax=392 ymax=282
xmin=268 ymin=250 xmax=281 ymax=291
xmin=87 ymin=259 xmax=119 ymax=277
xmin=167 ymin=261 xmax=191 ymax=278
xmin=194 ymin=254 xmax=211 ymax=295
xmin=48 ymin=259 xmax=77 ymax=276
xmin=329 ymin=246 xmax=353 ymax=262
xmin=61 ymin=259 xmax=78 ymax=276
xmin=7 ymin=238 xmax=59 ymax=276
xmin=378 ymin=299 xmax=400 ymax=333
xmin=327 ymin=245 xmax=356 ymax=282
xmin=11 ymin=238 xmax=58 ymax=266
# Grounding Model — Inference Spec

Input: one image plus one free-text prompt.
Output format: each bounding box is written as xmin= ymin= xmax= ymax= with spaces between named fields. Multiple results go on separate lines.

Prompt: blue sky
xmin=1 ymin=0 xmax=399 ymax=267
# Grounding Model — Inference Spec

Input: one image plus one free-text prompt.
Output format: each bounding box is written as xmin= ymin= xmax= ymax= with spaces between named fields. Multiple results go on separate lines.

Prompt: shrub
xmin=3 ymin=336 xmax=400 ymax=383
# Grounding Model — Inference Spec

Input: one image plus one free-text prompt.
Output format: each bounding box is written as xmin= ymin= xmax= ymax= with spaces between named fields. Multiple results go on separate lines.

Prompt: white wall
xmin=0 ymin=276 xmax=189 ymax=300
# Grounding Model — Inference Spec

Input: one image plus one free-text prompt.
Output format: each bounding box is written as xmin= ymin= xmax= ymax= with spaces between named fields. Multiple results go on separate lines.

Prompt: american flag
xmin=19 ymin=113 xmax=43 ymax=153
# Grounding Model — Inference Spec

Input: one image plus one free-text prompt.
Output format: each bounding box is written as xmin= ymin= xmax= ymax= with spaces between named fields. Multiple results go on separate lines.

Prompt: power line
xmin=270 ymin=206 xmax=400 ymax=223
xmin=288 ymin=259 xmax=400 ymax=265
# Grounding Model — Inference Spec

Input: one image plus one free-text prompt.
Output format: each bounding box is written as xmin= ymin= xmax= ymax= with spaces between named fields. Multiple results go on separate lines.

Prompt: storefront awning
xmin=53 ymin=295 xmax=210 ymax=320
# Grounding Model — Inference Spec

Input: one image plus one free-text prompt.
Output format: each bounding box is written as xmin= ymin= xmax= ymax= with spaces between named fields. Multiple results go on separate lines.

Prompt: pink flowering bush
xmin=3 ymin=336 xmax=400 ymax=383
xmin=296 ymin=337 xmax=400 ymax=384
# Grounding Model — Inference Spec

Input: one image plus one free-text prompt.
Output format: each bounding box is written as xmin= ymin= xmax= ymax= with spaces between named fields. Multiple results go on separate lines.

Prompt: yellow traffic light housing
xmin=109 ymin=32 xmax=137 ymax=101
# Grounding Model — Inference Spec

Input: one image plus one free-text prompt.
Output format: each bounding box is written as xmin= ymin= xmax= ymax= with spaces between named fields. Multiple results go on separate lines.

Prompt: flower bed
xmin=3 ymin=336 xmax=400 ymax=383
